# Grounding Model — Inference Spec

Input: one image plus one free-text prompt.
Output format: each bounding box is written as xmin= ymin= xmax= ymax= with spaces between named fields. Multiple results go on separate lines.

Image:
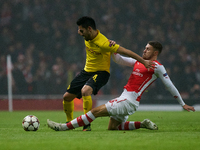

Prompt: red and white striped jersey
xmin=112 ymin=53 xmax=185 ymax=106
xmin=124 ymin=60 xmax=161 ymax=101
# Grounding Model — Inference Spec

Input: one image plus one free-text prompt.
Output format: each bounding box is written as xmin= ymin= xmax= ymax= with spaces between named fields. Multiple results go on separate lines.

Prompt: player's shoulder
xmin=96 ymin=31 xmax=108 ymax=41
xmin=153 ymin=60 xmax=168 ymax=75
xmin=154 ymin=60 xmax=165 ymax=69
xmin=153 ymin=60 xmax=162 ymax=66
xmin=94 ymin=31 xmax=120 ymax=51
xmin=153 ymin=60 xmax=165 ymax=72
xmin=93 ymin=32 xmax=108 ymax=46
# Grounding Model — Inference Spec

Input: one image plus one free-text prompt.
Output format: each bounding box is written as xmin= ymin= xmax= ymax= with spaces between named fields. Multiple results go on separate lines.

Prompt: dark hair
xmin=76 ymin=16 xmax=96 ymax=30
xmin=148 ymin=41 xmax=163 ymax=55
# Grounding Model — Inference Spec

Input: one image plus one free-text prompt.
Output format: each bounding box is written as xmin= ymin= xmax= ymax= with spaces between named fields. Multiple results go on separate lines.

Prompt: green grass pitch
xmin=0 ymin=110 xmax=199 ymax=150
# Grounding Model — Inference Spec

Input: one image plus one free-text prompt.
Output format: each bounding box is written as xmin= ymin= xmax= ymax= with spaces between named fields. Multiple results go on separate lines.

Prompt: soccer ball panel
xmin=22 ymin=115 xmax=40 ymax=131
xmin=33 ymin=122 xmax=39 ymax=128
xmin=32 ymin=116 xmax=37 ymax=122
xmin=23 ymin=122 xmax=29 ymax=128
xmin=28 ymin=125 xmax=34 ymax=131
xmin=24 ymin=116 xmax=31 ymax=122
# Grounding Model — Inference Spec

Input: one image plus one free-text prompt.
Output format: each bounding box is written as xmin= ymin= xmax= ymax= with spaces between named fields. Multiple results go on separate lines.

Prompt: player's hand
xmin=109 ymin=40 xmax=116 ymax=47
xmin=183 ymin=104 xmax=195 ymax=112
xmin=144 ymin=60 xmax=156 ymax=70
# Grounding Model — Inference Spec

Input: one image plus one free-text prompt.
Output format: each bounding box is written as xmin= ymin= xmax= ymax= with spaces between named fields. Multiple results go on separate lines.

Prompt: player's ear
xmin=88 ymin=26 xmax=93 ymax=31
xmin=154 ymin=50 xmax=159 ymax=56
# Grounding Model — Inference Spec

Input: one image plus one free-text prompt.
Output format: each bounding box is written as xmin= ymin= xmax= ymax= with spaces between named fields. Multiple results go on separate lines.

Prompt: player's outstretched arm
xmin=182 ymin=104 xmax=195 ymax=112
xmin=156 ymin=65 xmax=196 ymax=112
xmin=116 ymin=46 xmax=155 ymax=69
xmin=108 ymin=40 xmax=155 ymax=69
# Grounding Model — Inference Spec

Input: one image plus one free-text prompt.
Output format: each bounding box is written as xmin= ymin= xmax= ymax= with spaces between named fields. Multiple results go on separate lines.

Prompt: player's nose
xmin=78 ymin=30 xmax=82 ymax=35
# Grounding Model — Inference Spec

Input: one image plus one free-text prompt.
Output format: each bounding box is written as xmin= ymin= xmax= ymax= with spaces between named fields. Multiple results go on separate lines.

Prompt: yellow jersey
xmin=84 ymin=30 xmax=120 ymax=73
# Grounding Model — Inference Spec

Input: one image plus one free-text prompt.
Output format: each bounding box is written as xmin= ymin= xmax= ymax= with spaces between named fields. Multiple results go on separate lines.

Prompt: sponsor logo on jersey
xmin=132 ymin=69 xmax=143 ymax=77
xmin=86 ymin=47 xmax=101 ymax=55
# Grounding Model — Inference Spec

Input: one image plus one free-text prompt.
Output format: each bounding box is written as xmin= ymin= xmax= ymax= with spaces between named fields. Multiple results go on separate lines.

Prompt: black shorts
xmin=67 ymin=70 xmax=110 ymax=98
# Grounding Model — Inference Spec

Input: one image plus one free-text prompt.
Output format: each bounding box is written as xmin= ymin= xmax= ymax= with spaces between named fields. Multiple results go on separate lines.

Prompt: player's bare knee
xmin=63 ymin=96 xmax=70 ymax=102
xmin=81 ymin=90 xmax=87 ymax=96
xmin=81 ymin=85 xmax=93 ymax=96
xmin=63 ymin=92 xmax=74 ymax=102
xmin=91 ymin=108 xmax=99 ymax=117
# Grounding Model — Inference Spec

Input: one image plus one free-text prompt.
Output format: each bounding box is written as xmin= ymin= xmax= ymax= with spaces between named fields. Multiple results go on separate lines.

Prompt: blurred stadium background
xmin=0 ymin=0 xmax=199 ymax=111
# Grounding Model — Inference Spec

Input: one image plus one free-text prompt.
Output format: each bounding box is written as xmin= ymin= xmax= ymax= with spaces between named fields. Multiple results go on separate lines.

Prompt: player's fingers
xmin=108 ymin=40 xmax=116 ymax=45
xmin=186 ymin=107 xmax=195 ymax=112
xmin=188 ymin=106 xmax=195 ymax=112
xmin=150 ymin=67 xmax=154 ymax=70
xmin=186 ymin=108 xmax=190 ymax=112
xmin=149 ymin=66 xmax=156 ymax=70
xmin=191 ymin=107 xmax=195 ymax=112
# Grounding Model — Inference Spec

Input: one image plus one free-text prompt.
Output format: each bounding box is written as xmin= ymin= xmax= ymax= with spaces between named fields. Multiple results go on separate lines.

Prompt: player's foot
xmin=141 ymin=119 xmax=158 ymax=130
xmin=47 ymin=119 xmax=65 ymax=131
xmin=83 ymin=123 xmax=91 ymax=131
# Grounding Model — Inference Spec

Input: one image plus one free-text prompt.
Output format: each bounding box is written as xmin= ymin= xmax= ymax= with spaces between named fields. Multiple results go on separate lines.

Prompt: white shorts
xmin=105 ymin=89 xmax=139 ymax=122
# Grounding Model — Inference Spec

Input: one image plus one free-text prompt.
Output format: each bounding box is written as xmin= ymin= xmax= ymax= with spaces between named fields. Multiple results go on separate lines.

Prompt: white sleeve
xmin=155 ymin=65 xmax=185 ymax=106
xmin=111 ymin=53 xmax=136 ymax=67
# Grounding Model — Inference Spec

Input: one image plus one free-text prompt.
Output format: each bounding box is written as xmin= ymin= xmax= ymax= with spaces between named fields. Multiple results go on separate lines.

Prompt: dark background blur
xmin=0 ymin=0 xmax=200 ymax=102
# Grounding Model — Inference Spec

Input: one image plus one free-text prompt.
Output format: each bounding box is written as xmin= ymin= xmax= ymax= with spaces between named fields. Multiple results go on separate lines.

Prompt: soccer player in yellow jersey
xmin=63 ymin=16 xmax=154 ymax=131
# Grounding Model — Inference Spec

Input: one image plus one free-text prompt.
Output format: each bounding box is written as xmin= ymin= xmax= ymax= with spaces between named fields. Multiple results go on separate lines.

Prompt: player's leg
xmin=68 ymin=105 xmax=109 ymax=130
xmin=105 ymin=94 xmax=158 ymax=130
xmin=63 ymin=70 xmax=91 ymax=122
xmin=82 ymin=71 xmax=110 ymax=131
xmin=63 ymin=92 xmax=76 ymax=122
xmin=107 ymin=114 xmax=141 ymax=130
xmin=47 ymin=111 xmax=96 ymax=131
xmin=47 ymin=104 xmax=109 ymax=131
xmin=118 ymin=119 xmax=158 ymax=130
xmin=108 ymin=117 xmax=158 ymax=130
xmin=81 ymin=85 xmax=93 ymax=131
xmin=107 ymin=117 xmax=121 ymax=130
xmin=117 ymin=120 xmax=141 ymax=130
xmin=107 ymin=117 xmax=142 ymax=130
xmin=81 ymin=85 xmax=93 ymax=114
xmin=105 ymin=90 xmax=144 ymax=130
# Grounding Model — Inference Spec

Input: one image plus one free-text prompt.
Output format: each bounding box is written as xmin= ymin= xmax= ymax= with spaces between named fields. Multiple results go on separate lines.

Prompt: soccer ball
xmin=22 ymin=115 xmax=40 ymax=131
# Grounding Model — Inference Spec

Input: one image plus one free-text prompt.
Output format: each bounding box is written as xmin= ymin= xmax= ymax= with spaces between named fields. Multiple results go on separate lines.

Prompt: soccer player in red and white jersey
xmin=47 ymin=41 xmax=195 ymax=131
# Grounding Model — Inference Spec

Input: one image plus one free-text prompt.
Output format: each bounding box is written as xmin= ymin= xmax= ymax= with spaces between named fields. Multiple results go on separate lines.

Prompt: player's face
xmin=142 ymin=44 xmax=155 ymax=60
xmin=78 ymin=25 xmax=92 ymax=41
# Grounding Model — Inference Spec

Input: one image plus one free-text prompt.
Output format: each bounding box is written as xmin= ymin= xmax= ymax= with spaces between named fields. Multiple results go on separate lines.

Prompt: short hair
xmin=148 ymin=41 xmax=163 ymax=55
xmin=76 ymin=16 xmax=96 ymax=30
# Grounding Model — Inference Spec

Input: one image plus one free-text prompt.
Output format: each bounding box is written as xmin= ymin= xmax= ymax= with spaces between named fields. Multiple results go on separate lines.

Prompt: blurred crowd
xmin=0 ymin=0 xmax=200 ymax=99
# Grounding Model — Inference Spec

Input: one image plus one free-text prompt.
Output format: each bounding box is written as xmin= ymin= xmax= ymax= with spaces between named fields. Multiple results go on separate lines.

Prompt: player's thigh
xmin=105 ymin=97 xmax=135 ymax=122
xmin=105 ymin=98 xmax=130 ymax=116
xmin=86 ymin=71 xmax=110 ymax=95
xmin=91 ymin=104 xmax=109 ymax=117
xmin=67 ymin=70 xmax=92 ymax=98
